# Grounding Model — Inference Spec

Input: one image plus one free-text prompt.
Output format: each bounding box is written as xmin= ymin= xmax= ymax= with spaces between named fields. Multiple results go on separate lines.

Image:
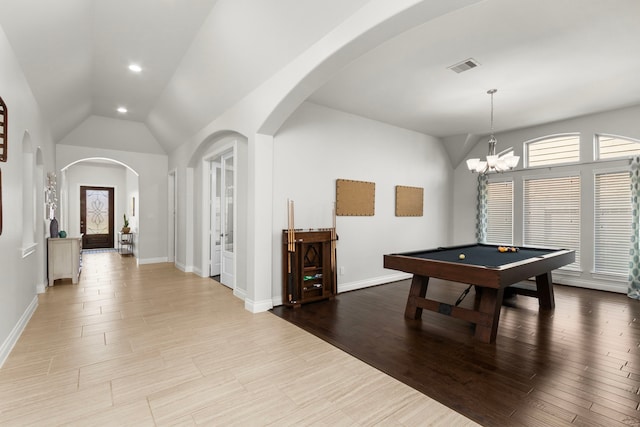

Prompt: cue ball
xmin=459 ymin=254 xmax=465 ymax=260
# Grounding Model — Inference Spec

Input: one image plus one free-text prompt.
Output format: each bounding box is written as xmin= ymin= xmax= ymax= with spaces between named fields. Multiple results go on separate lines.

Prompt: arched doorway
xmin=60 ymin=158 xmax=139 ymax=253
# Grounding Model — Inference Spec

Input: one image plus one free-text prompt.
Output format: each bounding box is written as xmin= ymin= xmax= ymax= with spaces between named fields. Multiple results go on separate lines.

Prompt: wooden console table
xmin=47 ymin=237 xmax=82 ymax=286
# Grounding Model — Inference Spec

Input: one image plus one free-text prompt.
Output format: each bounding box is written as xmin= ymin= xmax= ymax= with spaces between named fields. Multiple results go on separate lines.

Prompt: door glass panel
xmin=224 ymin=155 xmax=234 ymax=253
xmin=215 ymin=166 xmax=221 ymax=246
xmin=86 ymin=189 xmax=110 ymax=235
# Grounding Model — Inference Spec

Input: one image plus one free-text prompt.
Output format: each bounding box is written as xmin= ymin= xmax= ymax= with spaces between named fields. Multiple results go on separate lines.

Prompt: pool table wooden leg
xmin=405 ymin=275 xmax=429 ymax=319
xmin=535 ymin=272 xmax=555 ymax=309
xmin=474 ymin=287 xmax=505 ymax=343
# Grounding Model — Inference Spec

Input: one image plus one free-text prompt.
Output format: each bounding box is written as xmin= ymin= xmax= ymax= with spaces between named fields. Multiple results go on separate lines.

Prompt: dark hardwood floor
xmin=271 ymin=279 xmax=640 ymax=427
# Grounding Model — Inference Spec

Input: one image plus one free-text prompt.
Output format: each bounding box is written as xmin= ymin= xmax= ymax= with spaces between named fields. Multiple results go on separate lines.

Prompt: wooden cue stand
xmin=281 ymin=229 xmax=337 ymax=307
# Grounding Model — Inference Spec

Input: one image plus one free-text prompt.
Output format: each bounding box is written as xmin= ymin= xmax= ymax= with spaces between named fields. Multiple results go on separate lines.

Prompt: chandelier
xmin=466 ymin=89 xmax=519 ymax=174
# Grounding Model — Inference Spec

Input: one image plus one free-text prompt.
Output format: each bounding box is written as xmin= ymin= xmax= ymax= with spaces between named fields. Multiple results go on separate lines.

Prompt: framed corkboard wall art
xmin=0 ymin=96 xmax=7 ymax=162
xmin=336 ymin=179 xmax=375 ymax=216
xmin=395 ymin=185 xmax=423 ymax=217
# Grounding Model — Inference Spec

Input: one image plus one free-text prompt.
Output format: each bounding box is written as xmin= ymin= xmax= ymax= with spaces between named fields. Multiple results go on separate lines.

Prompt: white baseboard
xmin=338 ymin=273 xmax=411 ymax=293
xmin=137 ymin=257 xmax=169 ymax=265
xmin=233 ymin=287 xmax=247 ymax=301
xmin=244 ymin=298 xmax=273 ymax=313
xmin=36 ymin=280 xmax=48 ymax=294
xmin=552 ymin=274 xmax=627 ymax=294
xmin=0 ymin=295 xmax=38 ymax=368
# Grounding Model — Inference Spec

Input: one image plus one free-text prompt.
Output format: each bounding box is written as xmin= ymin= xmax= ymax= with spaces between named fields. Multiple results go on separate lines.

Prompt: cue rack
xmin=282 ymin=200 xmax=337 ymax=307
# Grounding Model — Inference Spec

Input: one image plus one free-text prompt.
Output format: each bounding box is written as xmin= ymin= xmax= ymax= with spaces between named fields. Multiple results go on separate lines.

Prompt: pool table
xmin=383 ymin=243 xmax=575 ymax=343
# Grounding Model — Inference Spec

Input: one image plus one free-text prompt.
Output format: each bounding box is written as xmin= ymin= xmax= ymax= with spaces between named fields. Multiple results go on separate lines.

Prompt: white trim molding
xmin=0 ymin=296 xmax=38 ymax=368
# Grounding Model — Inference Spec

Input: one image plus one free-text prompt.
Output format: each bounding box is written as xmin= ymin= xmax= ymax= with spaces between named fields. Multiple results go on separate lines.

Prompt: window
xmin=594 ymin=172 xmax=631 ymax=275
xmin=525 ymin=134 xmax=580 ymax=168
xmin=486 ymin=180 xmax=513 ymax=245
xmin=596 ymin=134 xmax=640 ymax=160
xmin=524 ymin=175 xmax=580 ymax=270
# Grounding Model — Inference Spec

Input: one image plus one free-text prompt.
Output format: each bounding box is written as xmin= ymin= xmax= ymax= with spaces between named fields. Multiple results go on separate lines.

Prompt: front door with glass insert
xmin=80 ymin=186 xmax=115 ymax=249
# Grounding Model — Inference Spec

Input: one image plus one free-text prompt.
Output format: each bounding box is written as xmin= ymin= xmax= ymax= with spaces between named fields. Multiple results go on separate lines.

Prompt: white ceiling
xmin=1 ymin=0 xmax=639 ymax=155
xmin=310 ymin=0 xmax=640 ymax=137
xmin=0 ymin=0 xmax=219 ymax=144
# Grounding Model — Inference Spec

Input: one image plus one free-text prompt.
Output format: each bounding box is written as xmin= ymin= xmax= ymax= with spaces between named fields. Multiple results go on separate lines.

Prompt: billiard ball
xmin=459 ymin=254 xmax=465 ymax=260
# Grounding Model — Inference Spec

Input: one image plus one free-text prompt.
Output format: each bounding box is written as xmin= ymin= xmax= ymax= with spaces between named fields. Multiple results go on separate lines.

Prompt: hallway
xmin=0 ymin=253 xmax=475 ymax=425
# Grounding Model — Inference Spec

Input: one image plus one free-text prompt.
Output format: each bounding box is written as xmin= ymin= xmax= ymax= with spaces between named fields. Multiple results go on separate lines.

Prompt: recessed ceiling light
xmin=117 ymin=107 xmax=128 ymax=113
xmin=128 ymin=64 xmax=142 ymax=73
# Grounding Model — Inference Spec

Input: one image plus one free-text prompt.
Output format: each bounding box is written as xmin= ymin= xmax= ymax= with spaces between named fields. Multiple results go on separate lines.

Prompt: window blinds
xmin=486 ymin=180 xmax=513 ymax=245
xmin=526 ymin=135 xmax=580 ymax=167
xmin=594 ymin=172 xmax=631 ymax=275
xmin=597 ymin=135 xmax=640 ymax=160
xmin=524 ymin=176 xmax=580 ymax=270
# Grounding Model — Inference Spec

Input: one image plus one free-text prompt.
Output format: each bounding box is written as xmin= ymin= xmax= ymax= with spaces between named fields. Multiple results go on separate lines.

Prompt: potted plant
xmin=122 ymin=214 xmax=131 ymax=234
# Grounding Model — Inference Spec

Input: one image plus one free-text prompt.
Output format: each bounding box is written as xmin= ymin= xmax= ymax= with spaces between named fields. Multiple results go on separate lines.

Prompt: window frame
xmin=595 ymin=133 xmax=640 ymax=161
xmin=524 ymin=133 xmax=581 ymax=169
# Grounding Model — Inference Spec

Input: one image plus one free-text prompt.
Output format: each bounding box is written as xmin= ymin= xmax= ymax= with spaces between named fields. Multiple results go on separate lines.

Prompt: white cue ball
xmin=459 ymin=254 xmax=465 ymax=260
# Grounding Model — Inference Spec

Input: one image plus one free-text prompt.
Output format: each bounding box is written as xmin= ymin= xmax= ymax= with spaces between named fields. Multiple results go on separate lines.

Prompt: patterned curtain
xmin=475 ymin=174 xmax=488 ymax=243
xmin=629 ymin=156 xmax=640 ymax=299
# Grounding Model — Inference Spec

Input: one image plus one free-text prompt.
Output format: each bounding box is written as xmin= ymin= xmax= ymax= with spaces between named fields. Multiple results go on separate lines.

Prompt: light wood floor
xmin=0 ymin=252 xmax=478 ymax=426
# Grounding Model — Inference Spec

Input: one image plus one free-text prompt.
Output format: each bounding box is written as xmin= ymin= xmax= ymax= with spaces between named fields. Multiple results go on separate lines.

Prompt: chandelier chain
xmin=488 ymin=88 xmax=496 ymax=135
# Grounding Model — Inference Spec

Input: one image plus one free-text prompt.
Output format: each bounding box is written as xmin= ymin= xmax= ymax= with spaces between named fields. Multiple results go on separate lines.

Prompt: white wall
xmin=62 ymin=115 xmax=166 ymax=155
xmin=64 ymin=163 xmax=128 ymax=240
xmin=126 ymin=168 xmax=140 ymax=257
xmin=0 ymin=25 xmax=56 ymax=366
xmin=453 ymin=104 xmax=640 ymax=293
xmin=272 ymin=102 xmax=452 ymax=303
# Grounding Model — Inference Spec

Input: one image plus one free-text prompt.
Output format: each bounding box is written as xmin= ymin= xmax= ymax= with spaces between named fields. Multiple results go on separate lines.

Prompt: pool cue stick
xmin=287 ymin=200 xmax=296 ymax=304
xmin=454 ymin=284 xmax=473 ymax=306
xmin=331 ymin=203 xmax=337 ymax=294
xmin=291 ymin=200 xmax=298 ymax=303
xmin=287 ymin=200 xmax=292 ymax=302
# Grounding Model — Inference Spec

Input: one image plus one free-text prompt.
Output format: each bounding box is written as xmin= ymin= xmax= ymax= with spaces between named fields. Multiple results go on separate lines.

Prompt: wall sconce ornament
xmin=46 ymin=172 xmax=58 ymax=237
xmin=0 ymin=96 xmax=7 ymax=162
xmin=0 ymin=169 xmax=3 ymax=235
xmin=45 ymin=172 xmax=57 ymax=220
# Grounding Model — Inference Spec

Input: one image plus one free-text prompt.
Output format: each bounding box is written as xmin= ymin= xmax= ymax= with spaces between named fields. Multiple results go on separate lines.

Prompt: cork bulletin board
xmin=336 ymin=179 xmax=375 ymax=216
xmin=395 ymin=185 xmax=423 ymax=217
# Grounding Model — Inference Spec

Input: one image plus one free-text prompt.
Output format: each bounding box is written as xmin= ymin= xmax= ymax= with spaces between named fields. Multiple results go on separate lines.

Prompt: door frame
xmin=201 ymin=140 xmax=237 ymax=290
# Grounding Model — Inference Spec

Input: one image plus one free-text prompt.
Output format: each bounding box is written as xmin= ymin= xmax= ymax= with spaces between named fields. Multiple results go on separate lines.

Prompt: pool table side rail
xmin=383 ymin=249 xmax=575 ymax=289
xmin=394 ymin=243 xmax=566 ymax=258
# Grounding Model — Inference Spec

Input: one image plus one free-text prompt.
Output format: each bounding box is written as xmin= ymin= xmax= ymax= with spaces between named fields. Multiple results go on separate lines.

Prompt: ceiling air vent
xmin=448 ymin=58 xmax=480 ymax=73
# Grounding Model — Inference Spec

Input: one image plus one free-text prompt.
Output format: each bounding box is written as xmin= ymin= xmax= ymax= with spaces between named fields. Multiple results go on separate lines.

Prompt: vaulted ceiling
xmin=1 ymin=0 xmax=639 ymax=157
